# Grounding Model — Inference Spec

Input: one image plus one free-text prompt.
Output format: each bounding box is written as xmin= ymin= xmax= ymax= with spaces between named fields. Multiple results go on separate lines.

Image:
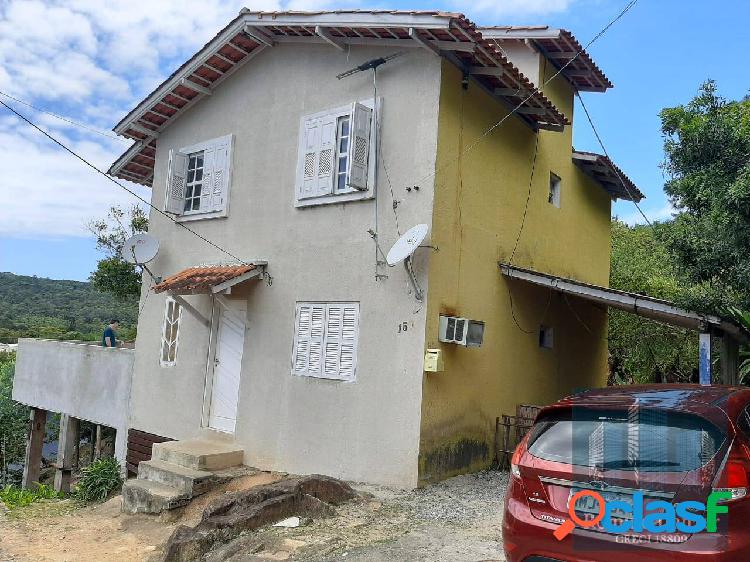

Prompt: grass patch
xmin=0 ymin=484 xmax=62 ymax=509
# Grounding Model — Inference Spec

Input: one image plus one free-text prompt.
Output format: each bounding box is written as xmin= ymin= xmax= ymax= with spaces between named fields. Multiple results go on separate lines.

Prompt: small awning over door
xmin=153 ymin=263 xmax=266 ymax=295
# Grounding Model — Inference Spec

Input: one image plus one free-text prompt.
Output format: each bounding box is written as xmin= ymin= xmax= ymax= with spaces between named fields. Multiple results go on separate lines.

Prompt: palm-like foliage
xmin=726 ymin=307 xmax=750 ymax=383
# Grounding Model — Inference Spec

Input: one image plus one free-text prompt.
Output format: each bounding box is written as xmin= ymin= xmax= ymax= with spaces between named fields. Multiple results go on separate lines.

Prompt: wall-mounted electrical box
xmin=438 ymin=315 xmax=485 ymax=347
xmin=424 ymin=349 xmax=444 ymax=372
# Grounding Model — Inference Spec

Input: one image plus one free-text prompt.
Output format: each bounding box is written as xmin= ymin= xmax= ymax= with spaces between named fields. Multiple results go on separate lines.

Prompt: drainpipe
xmin=699 ymin=326 xmax=712 ymax=386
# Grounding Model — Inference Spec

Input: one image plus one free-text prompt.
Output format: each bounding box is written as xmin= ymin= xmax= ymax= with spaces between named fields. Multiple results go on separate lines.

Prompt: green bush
xmin=74 ymin=457 xmax=123 ymax=502
xmin=0 ymin=484 xmax=61 ymax=509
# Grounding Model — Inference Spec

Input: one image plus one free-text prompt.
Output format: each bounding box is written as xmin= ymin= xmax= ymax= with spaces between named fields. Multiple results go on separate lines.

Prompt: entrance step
xmin=122 ymin=437 xmax=246 ymax=515
xmin=152 ymin=439 xmax=244 ymax=471
xmin=137 ymin=459 xmax=215 ymax=496
xmin=121 ymin=479 xmax=189 ymax=514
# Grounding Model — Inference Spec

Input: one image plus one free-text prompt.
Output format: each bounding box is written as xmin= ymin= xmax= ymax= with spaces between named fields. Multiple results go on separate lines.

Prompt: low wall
xmin=13 ymin=339 xmax=135 ymax=466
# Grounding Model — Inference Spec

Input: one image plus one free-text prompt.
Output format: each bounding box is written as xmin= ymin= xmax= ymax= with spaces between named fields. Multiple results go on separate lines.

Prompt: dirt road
xmin=0 ymin=471 xmax=508 ymax=562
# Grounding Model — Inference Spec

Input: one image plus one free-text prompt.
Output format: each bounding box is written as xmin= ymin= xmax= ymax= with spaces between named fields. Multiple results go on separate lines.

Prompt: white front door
xmin=208 ymin=301 xmax=246 ymax=433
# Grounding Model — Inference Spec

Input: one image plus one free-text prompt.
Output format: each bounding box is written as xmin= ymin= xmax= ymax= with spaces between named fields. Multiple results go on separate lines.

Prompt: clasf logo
xmin=553 ymin=490 xmax=732 ymax=541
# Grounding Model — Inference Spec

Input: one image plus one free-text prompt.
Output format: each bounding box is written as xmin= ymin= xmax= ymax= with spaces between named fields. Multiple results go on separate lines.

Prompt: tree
xmin=88 ymin=206 xmax=148 ymax=301
xmin=608 ymin=220 xmax=698 ymax=384
xmin=660 ymin=80 xmax=750 ymax=313
xmin=0 ymin=353 xmax=29 ymax=485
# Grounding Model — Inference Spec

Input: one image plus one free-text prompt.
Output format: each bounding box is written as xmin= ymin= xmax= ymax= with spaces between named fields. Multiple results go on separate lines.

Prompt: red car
xmin=503 ymin=385 xmax=750 ymax=561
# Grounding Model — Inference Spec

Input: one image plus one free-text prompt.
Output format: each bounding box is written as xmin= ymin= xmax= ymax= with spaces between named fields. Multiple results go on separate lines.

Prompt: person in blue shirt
xmin=102 ymin=319 xmax=120 ymax=348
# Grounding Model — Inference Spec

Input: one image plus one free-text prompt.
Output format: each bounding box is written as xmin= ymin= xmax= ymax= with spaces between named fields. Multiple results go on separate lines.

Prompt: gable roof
xmin=108 ymin=10 xmax=572 ymax=187
xmin=573 ymin=150 xmax=644 ymax=202
xmin=480 ymin=26 xmax=612 ymax=93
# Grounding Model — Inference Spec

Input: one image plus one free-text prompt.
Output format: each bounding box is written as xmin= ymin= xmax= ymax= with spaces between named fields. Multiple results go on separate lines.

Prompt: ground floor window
xmin=292 ymin=302 xmax=360 ymax=381
xmin=160 ymin=297 xmax=182 ymax=366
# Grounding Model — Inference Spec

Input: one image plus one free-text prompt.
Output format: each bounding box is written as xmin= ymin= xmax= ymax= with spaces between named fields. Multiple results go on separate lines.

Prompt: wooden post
xmin=699 ymin=332 xmax=712 ymax=385
xmin=21 ymin=408 xmax=47 ymax=489
xmin=94 ymin=425 xmax=102 ymax=461
xmin=721 ymin=335 xmax=740 ymax=385
xmin=54 ymin=414 xmax=79 ymax=494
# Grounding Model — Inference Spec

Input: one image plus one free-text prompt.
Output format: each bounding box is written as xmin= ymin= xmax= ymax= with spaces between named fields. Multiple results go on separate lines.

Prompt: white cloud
xmin=0 ymin=0 xmax=281 ymax=239
xmin=616 ymin=202 xmax=676 ymax=226
xmin=0 ymin=116 xmax=150 ymax=237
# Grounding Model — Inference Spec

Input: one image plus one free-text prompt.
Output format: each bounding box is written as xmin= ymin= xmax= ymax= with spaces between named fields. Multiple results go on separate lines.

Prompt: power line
xmin=576 ymin=91 xmax=653 ymax=225
xmin=0 ymin=90 xmax=128 ymax=143
xmin=408 ymin=0 xmax=639 ymax=190
xmin=0 ymin=99 xmax=248 ymax=265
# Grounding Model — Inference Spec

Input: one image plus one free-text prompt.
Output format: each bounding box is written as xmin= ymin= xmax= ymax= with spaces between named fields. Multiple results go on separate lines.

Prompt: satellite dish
xmin=386 ymin=224 xmax=429 ymax=301
xmin=121 ymin=233 xmax=159 ymax=265
xmin=386 ymin=224 xmax=429 ymax=266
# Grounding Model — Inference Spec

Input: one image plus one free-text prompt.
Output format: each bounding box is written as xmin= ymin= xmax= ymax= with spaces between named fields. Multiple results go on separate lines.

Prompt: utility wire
xmin=0 ymin=90 xmax=128 ymax=143
xmin=576 ymin=91 xmax=653 ymax=225
xmin=0 ymin=100 xmax=248 ymax=265
xmin=408 ymin=0 xmax=639 ymax=190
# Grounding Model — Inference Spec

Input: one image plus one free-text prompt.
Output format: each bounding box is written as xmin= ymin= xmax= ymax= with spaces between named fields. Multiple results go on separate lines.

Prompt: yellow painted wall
xmin=418 ymin=60 xmax=611 ymax=484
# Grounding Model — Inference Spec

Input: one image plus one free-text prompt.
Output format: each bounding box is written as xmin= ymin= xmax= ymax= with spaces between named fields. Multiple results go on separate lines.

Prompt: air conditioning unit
xmin=439 ymin=316 xmax=484 ymax=347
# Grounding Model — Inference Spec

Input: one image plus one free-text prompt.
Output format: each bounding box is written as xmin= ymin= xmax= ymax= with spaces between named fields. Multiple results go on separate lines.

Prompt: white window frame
xmin=160 ymin=297 xmax=182 ymax=367
xmin=291 ymin=302 xmax=360 ymax=381
xmin=294 ymin=99 xmax=379 ymax=208
xmin=165 ymin=134 xmax=234 ymax=222
xmin=548 ymin=172 xmax=561 ymax=208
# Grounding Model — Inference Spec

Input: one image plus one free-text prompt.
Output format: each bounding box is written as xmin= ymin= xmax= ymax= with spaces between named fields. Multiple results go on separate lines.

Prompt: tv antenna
xmin=336 ymin=52 xmax=405 ymax=80
xmin=386 ymin=224 xmax=429 ymax=301
xmin=121 ymin=233 xmax=161 ymax=283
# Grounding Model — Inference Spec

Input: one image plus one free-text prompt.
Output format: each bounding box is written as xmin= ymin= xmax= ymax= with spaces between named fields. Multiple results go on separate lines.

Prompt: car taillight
xmin=714 ymin=443 xmax=750 ymax=502
xmin=510 ymin=442 xmax=523 ymax=479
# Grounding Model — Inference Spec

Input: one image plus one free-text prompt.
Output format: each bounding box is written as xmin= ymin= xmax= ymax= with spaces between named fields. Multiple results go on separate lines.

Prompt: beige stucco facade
xmin=130 ymin=44 xmax=442 ymax=488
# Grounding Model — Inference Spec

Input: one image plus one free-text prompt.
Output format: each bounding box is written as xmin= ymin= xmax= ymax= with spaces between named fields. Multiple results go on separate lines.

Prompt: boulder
xmin=161 ymin=475 xmax=356 ymax=562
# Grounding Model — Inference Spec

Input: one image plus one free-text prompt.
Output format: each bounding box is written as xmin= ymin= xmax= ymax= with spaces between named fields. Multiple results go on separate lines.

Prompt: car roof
xmin=551 ymin=384 xmax=750 ymax=417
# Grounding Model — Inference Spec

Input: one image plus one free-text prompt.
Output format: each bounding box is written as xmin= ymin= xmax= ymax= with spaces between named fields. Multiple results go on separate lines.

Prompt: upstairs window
xmin=165 ymin=134 xmax=233 ymax=219
xmin=160 ymin=297 xmax=182 ymax=366
xmin=184 ymin=152 xmax=205 ymax=213
xmin=295 ymin=100 xmax=376 ymax=206
xmin=292 ymin=302 xmax=360 ymax=381
xmin=548 ymin=172 xmax=561 ymax=208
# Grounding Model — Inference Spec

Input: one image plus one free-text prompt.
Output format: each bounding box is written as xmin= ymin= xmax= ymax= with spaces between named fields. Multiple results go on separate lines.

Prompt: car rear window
xmin=527 ymin=408 xmax=725 ymax=472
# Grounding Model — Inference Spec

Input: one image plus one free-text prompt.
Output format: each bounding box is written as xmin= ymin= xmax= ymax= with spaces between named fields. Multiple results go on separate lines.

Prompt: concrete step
xmin=137 ymin=459 xmax=215 ymax=496
xmin=152 ymin=439 xmax=244 ymax=471
xmin=121 ymin=479 xmax=190 ymax=514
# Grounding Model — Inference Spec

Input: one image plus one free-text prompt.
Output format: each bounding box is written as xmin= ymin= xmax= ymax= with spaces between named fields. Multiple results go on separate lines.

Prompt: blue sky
xmin=1 ymin=0 xmax=748 ymax=281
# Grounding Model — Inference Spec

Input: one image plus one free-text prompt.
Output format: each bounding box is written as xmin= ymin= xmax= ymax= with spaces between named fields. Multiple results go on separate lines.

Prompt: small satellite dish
xmin=386 ymin=224 xmax=429 ymax=301
xmin=386 ymin=224 xmax=429 ymax=266
xmin=121 ymin=233 xmax=159 ymax=265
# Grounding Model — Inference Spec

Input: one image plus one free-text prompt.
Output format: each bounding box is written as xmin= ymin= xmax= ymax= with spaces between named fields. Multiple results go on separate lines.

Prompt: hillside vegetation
xmin=0 ymin=272 xmax=137 ymax=343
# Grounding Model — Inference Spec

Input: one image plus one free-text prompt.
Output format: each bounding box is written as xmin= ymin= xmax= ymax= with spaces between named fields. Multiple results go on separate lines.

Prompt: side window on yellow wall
xmin=549 ymin=173 xmax=561 ymax=208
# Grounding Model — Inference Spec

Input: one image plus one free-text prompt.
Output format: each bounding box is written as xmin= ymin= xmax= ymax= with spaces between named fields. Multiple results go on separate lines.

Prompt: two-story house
xmin=105 ymin=10 xmax=643 ymax=492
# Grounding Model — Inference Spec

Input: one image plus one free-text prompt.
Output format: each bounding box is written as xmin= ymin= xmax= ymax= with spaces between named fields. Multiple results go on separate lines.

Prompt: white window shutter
xmin=298 ymin=118 xmax=321 ymax=200
xmin=339 ymin=304 xmax=359 ymax=380
xmin=323 ymin=305 xmax=343 ymax=379
xmin=347 ymin=103 xmax=372 ymax=191
xmin=323 ymin=303 xmax=359 ymax=381
xmin=293 ymin=303 xmax=326 ymax=376
xmin=211 ymin=136 xmax=232 ymax=212
xmin=316 ymin=113 xmax=337 ymax=197
xmin=293 ymin=305 xmax=312 ymax=375
xmin=201 ymin=145 xmax=215 ymax=212
xmin=308 ymin=305 xmax=325 ymax=376
xmin=165 ymin=149 xmax=188 ymax=214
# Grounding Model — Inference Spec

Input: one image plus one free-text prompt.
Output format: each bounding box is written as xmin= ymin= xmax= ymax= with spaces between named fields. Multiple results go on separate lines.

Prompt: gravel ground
xmin=211 ymin=470 xmax=509 ymax=562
